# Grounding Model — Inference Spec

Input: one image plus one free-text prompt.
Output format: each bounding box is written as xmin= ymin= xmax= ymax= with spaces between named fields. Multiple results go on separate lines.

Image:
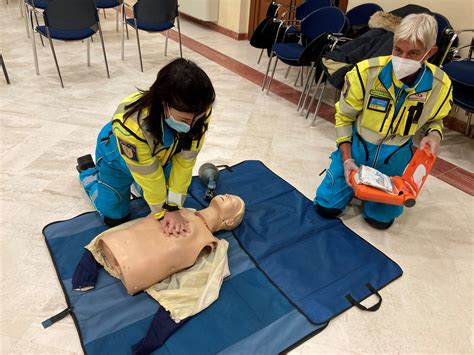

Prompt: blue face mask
xmin=165 ymin=116 xmax=191 ymax=133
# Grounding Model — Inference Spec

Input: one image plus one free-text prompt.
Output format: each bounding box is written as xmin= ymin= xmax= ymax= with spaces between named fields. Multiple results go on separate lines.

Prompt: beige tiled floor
xmin=1 ymin=1 xmax=473 ymax=354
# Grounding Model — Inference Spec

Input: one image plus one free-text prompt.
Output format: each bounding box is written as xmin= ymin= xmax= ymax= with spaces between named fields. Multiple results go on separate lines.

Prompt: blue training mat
xmin=43 ymin=160 xmax=402 ymax=354
xmin=188 ymin=161 xmax=403 ymax=324
xmin=43 ymin=192 xmax=322 ymax=355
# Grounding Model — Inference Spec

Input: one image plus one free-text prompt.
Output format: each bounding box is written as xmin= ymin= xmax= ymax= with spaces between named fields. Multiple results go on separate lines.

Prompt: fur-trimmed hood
xmin=368 ymin=11 xmax=403 ymax=33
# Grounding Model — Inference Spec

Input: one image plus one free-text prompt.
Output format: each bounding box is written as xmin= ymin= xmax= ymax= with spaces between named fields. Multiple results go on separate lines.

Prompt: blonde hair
xmin=394 ymin=13 xmax=438 ymax=50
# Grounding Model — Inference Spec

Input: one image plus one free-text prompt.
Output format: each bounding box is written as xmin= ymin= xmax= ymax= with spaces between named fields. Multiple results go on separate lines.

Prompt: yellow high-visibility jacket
xmin=111 ymin=93 xmax=211 ymax=219
xmin=335 ymin=55 xmax=452 ymax=146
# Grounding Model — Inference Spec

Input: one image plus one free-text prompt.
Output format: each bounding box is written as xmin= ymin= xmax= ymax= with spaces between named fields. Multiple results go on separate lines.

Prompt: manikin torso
xmin=99 ymin=209 xmax=216 ymax=295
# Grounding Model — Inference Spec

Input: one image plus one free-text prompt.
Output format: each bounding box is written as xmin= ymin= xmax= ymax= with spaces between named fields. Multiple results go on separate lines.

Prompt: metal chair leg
xmin=165 ymin=30 xmax=169 ymax=56
xmin=257 ymin=48 xmax=264 ymax=64
xmin=176 ymin=15 xmax=183 ymax=58
xmin=34 ymin=11 xmax=45 ymax=47
xmin=293 ymin=67 xmax=301 ymax=86
xmin=87 ymin=38 xmax=91 ymax=66
xmin=297 ymin=62 xmax=315 ymax=111
xmin=115 ymin=6 xmax=119 ymax=32
xmin=98 ymin=25 xmax=110 ymax=78
xmin=134 ymin=20 xmax=143 ymax=72
xmin=121 ymin=5 xmax=125 ymax=60
xmin=262 ymin=52 xmax=274 ymax=90
xmin=300 ymin=67 xmax=317 ymax=114
xmin=285 ymin=66 xmax=291 ymax=79
xmin=1 ymin=54 xmax=11 ymax=84
xmin=45 ymin=28 xmax=64 ymax=88
xmin=103 ymin=8 xmax=106 ymax=18
xmin=29 ymin=9 xmax=39 ymax=75
xmin=466 ymin=112 xmax=472 ymax=135
xmin=311 ymin=81 xmax=327 ymax=126
xmin=24 ymin=3 xmax=30 ymax=38
xmin=266 ymin=57 xmax=278 ymax=94
xmin=305 ymin=71 xmax=324 ymax=119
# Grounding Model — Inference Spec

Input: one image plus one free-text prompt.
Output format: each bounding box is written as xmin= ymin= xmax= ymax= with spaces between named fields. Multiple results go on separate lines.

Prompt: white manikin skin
xmin=99 ymin=195 xmax=245 ymax=295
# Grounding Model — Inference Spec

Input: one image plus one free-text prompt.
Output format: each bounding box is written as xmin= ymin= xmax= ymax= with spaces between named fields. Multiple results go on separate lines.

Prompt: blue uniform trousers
xmin=314 ymin=133 xmax=413 ymax=223
xmin=79 ymin=122 xmax=134 ymax=219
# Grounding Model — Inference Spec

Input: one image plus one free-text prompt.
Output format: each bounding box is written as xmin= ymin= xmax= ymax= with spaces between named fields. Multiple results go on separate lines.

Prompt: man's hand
xmin=160 ymin=211 xmax=190 ymax=238
xmin=343 ymin=158 xmax=359 ymax=186
xmin=420 ymin=131 xmax=441 ymax=156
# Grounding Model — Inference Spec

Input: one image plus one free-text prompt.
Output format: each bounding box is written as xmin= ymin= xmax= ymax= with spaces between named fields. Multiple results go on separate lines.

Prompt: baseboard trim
xmin=179 ymin=13 xmax=248 ymax=41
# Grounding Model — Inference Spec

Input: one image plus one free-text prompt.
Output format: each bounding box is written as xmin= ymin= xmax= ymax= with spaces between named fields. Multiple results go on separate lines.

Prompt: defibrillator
xmin=350 ymin=146 xmax=436 ymax=207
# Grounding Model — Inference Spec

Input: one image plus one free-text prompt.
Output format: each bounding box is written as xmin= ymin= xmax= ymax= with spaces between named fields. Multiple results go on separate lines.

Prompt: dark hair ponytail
xmin=123 ymin=58 xmax=215 ymax=143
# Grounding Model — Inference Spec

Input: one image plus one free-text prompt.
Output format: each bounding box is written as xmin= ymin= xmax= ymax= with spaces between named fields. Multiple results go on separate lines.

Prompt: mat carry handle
xmin=345 ymin=283 xmax=382 ymax=312
xmin=42 ymin=307 xmax=73 ymax=329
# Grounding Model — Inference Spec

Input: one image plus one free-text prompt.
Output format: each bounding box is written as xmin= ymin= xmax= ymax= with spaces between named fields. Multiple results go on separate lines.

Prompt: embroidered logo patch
xmin=408 ymin=92 xmax=428 ymax=102
xmin=369 ymin=88 xmax=391 ymax=99
xmin=367 ymin=96 xmax=390 ymax=112
xmin=117 ymin=138 xmax=139 ymax=162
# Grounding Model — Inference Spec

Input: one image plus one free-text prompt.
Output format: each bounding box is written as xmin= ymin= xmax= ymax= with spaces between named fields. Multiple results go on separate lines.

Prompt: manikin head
xmin=199 ymin=194 xmax=245 ymax=233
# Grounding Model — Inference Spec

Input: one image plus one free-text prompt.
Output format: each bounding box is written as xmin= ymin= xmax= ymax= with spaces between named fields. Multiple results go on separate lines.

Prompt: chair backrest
xmin=296 ymin=0 xmax=333 ymax=21
xmin=433 ymin=12 xmax=451 ymax=46
xmin=44 ymin=0 xmax=98 ymax=30
xmin=134 ymin=0 xmax=178 ymax=24
xmin=266 ymin=1 xmax=279 ymax=18
xmin=345 ymin=3 xmax=383 ymax=27
xmin=301 ymin=6 xmax=346 ymax=41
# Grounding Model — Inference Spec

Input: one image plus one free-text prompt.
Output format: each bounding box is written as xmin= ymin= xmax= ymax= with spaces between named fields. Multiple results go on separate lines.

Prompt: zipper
xmin=372 ymin=88 xmax=404 ymax=168
xmin=163 ymin=137 xmax=180 ymax=168
xmin=379 ymin=103 xmax=392 ymax=132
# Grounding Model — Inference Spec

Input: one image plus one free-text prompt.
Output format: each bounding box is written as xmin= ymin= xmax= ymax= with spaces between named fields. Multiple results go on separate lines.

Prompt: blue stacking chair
xmin=274 ymin=0 xmax=334 ymax=82
xmin=31 ymin=0 xmax=110 ymax=88
xmin=345 ymin=3 xmax=383 ymax=31
xmin=122 ymin=0 xmax=182 ymax=72
xmin=442 ymin=29 xmax=474 ymax=135
xmin=24 ymin=0 xmax=51 ymax=45
xmin=96 ymin=0 xmax=123 ymax=32
xmin=262 ymin=6 xmax=346 ymax=96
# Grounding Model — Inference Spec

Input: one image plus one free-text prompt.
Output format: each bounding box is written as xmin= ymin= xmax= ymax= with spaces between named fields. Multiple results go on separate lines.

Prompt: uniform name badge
xmin=117 ymin=138 xmax=139 ymax=162
xmin=367 ymin=96 xmax=390 ymax=112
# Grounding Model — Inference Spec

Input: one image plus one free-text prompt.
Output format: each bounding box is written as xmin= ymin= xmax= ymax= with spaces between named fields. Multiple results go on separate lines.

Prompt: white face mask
xmin=392 ymin=51 xmax=429 ymax=80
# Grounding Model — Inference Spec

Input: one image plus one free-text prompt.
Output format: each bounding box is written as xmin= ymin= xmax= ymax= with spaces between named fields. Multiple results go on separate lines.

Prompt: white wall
xmin=218 ymin=0 xmax=251 ymax=34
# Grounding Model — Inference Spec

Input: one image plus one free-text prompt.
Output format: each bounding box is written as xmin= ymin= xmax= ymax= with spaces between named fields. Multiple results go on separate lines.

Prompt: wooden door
xmin=248 ymin=0 xmax=348 ymax=38
xmin=248 ymin=0 xmax=304 ymax=38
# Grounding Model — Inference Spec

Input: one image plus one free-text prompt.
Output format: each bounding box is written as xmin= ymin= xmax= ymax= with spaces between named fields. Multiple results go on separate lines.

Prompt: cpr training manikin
xmin=82 ymin=194 xmax=245 ymax=322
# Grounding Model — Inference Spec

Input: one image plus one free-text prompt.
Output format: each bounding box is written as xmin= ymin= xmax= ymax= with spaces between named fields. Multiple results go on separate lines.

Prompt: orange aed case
xmin=350 ymin=146 xmax=436 ymax=207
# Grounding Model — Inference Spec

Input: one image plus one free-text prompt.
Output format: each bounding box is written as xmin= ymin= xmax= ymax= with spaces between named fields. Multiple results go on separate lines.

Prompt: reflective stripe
xmin=126 ymin=160 xmax=160 ymax=176
xmin=176 ymin=150 xmax=199 ymax=161
xmin=357 ymin=126 xmax=412 ymax=146
xmin=167 ymin=189 xmax=184 ymax=206
xmin=338 ymin=98 xmax=360 ymax=117
xmin=81 ymin=174 xmax=97 ymax=187
xmin=336 ymin=125 xmax=354 ymax=142
xmin=91 ymin=189 xmax=98 ymax=203
xmin=149 ymin=202 xmax=165 ymax=214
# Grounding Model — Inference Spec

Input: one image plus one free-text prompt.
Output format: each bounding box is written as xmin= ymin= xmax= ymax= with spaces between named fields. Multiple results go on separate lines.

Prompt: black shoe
xmin=314 ymin=204 xmax=343 ymax=219
xmin=104 ymin=214 xmax=131 ymax=227
xmin=364 ymin=216 xmax=394 ymax=230
xmin=76 ymin=154 xmax=95 ymax=173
